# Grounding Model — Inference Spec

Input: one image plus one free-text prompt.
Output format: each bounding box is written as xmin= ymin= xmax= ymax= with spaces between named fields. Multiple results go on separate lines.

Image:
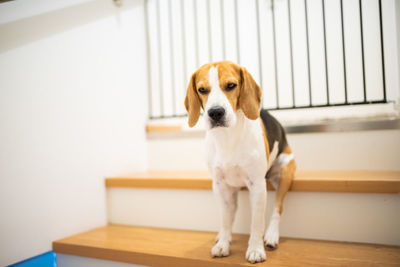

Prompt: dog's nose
xmin=208 ymin=107 xmax=225 ymax=122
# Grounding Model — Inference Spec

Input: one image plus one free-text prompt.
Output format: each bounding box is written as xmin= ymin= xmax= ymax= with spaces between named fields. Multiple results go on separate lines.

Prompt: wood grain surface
xmin=53 ymin=225 xmax=400 ymax=267
xmin=105 ymin=170 xmax=400 ymax=193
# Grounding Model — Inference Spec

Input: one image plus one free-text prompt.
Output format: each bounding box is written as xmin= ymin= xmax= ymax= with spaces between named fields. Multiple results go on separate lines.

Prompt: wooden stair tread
xmin=53 ymin=225 xmax=400 ymax=267
xmin=105 ymin=170 xmax=400 ymax=193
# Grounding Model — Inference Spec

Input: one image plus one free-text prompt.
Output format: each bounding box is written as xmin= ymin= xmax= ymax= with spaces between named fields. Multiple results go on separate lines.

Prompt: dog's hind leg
xmin=264 ymin=147 xmax=296 ymax=250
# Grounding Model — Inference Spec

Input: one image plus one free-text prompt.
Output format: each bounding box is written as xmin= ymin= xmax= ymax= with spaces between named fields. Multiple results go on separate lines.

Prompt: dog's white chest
xmin=215 ymin=164 xmax=248 ymax=188
xmin=206 ymin=116 xmax=268 ymax=188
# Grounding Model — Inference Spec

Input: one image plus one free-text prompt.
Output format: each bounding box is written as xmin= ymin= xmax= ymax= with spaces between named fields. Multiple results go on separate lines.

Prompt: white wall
xmin=396 ymin=0 xmax=400 ymax=100
xmin=0 ymin=0 xmax=147 ymax=265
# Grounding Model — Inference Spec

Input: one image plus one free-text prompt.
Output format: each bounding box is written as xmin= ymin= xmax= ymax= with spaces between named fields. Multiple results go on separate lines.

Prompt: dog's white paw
xmin=245 ymin=245 xmax=266 ymax=263
xmin=211 ymin=240 xmax=230 ymax=257
xmin=264 ymin=225 xmax=279 ymax=250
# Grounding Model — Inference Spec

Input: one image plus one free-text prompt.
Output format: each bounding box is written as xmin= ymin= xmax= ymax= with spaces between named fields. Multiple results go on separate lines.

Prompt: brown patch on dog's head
xmin=184 ymin=61 xmax=262 ymax=127
xmin=238 ymin=66 xmax=262 ymax=120
xmin=184 ymin=71 xmax=201 ymax=127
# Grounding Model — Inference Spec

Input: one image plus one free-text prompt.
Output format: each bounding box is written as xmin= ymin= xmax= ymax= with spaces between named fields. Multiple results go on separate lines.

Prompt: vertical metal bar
xmin=193 ymin=0 xmax=200 ymax=67
xmin=271 ymin=0 xmax=279 ymax=108
xmin=180 ymin=0 xmax=188 ymax=86
xmin=144 ymin=0 xmax=153 ymax=119
xmin=234 ymin=0 xmax=241 ymax=64
xmin=304 ymin=0 xmax=312 ymax=106
xmin=220 ymin=0 xmax=226 ymax=60
xmin=206 ymin=0 xmax=213 ymax=62
xmin=156 ymin=0 xmax=164 ymax=115
xmin=322 ymin=0 xmax=330 ymax=104
xmin=359 ymin=0 xmax=366 ymax=102
xmin=378 ymin=0 xmax=387 ymax=102
xmin=287 ymin=0 xmax=295 ymax=107
xmin=340 ymin=0 xmax=348 ymax=104
xmin=255 ymin=0 xmax=263 ymax=94
xmin=168 ymin=0 xmax=176 ymax=115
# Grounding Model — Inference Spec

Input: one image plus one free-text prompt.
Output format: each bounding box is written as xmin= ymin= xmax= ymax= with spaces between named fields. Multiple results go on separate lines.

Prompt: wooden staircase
xmin=53 ymin=224 xmax=400 ymax=267
xmin=53 ymin=170 xmax=400 ymax=266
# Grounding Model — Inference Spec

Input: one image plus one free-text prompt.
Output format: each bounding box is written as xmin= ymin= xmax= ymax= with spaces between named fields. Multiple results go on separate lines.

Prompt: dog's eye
xmin=198 ymin=87 xmax=209 ymax=95
xmin=226 ymin=83 xmax=237 ymax=91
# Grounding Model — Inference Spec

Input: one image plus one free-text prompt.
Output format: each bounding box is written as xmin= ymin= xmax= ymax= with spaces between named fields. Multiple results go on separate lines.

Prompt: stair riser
xmin=108 ymin=188 xmax=400 ymax=246
xmin=148 ymin=130 xmax=400 ymax=171
xmin=57 ymin=254 xmax=144 ymax=267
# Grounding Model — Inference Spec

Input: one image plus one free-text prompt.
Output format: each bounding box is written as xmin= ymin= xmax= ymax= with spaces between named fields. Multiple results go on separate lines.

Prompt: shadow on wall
xmin=0 ymin=0 xmax=142 ymax=53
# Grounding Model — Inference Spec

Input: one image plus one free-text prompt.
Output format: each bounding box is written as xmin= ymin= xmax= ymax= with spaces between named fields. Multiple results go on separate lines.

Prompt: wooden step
xmin=105 ymin=170 xmax=400 ymax=193
xmin=53 ymin=225 xmax=400 ymax=267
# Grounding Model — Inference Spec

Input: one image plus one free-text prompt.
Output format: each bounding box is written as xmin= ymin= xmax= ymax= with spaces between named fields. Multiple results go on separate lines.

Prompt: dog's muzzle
xmin=208 ymin=106 xmax=226 ymax=127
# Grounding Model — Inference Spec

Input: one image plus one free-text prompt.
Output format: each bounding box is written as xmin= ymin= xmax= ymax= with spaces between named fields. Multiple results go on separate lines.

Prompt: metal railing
xmin=144 ymin=0 xmax=391 ymax=120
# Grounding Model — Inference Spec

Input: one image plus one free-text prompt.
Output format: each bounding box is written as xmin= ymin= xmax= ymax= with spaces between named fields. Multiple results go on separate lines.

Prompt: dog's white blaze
xmin=204 ymin=67 xmax=236 ymax=129
xmin=208 ymin=66 xmax=219 ymax=88
xmin=206 ymin=67 xmax=227 ymax=109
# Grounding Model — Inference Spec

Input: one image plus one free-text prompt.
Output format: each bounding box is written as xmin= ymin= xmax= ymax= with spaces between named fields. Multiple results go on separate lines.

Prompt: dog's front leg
xmin=246 ymin=178 xmax=267 ymax=263
xmin=211 ymin=179 xmax=239 ymax=258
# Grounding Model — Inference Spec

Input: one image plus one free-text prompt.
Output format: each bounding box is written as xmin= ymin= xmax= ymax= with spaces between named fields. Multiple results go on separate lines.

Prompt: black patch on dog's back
xmin=260 ymin=109 xmax=288 ymax=155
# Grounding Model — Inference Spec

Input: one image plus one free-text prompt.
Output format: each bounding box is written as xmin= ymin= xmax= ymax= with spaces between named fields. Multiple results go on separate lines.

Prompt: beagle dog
xmin=184 ymin=61 xmax=296 ymax=263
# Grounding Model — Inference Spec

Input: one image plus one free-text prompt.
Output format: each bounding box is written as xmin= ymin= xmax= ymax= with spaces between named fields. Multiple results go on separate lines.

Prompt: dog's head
xmin=184 ymin=61 xmax=262 ymax=129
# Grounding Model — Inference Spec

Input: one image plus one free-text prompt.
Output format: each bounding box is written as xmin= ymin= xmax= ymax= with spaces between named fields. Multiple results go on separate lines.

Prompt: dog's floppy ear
xmin=239 ymin=67 xmax=262 ymax=120
xmin=184 ymin=72 xmax=201 ymax=127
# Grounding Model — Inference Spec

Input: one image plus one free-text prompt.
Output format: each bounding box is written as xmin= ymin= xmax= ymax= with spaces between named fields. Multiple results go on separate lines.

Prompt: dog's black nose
xmin=208 ymin=107 xmax=225 ymax=122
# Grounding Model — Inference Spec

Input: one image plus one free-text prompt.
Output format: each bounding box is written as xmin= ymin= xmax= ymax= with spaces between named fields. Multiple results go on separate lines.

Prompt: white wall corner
xmin=395 ymin=0 xmax=400 ymax=100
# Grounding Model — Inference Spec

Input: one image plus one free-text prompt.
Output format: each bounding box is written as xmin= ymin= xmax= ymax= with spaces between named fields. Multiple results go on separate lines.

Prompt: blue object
xmin=8 ymin=251 xmax=56 ymax=267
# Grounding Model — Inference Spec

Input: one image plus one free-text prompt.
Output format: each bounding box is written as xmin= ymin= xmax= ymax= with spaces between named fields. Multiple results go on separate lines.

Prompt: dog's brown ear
xmin=184 ymin=72 xmax=201 ymax=127
xmin=239 ymin=67 xmax=262 ymax=120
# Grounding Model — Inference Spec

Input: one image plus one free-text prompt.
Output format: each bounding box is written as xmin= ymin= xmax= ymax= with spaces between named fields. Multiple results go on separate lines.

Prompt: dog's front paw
xmin=264 ymin=225 xmax=279 ymax=250
xmin=211 ymin=240 xmax=230 ymax=257
xmin=246 ymin=245 xmax=266 ymax=263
